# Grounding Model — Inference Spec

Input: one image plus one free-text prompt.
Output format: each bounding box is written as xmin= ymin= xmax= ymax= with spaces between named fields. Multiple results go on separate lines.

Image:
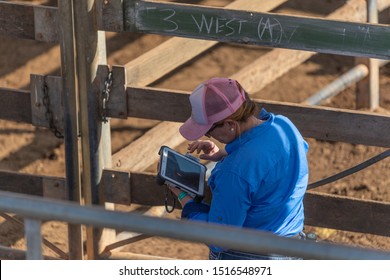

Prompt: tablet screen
xmin=164 ymin=149 xmax=203 ymax=192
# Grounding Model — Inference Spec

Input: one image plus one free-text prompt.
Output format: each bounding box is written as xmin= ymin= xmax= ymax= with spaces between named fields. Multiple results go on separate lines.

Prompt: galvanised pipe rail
xmin=303 ymin=60 xmax=389 ymax=105
xmin=364 ymin=0 xmax=379 ymax=109
xmin=0 ymin=191 xmax=389 ymax=260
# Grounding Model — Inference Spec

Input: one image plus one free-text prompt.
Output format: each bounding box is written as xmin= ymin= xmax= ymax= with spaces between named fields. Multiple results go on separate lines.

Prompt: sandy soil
xmin=0 ymin=0 xmax=389 ymax=260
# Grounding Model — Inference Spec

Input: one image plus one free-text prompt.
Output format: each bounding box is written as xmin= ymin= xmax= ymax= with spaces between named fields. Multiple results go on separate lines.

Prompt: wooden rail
xmin=0 ymin=2 xmax=58 ymax=42
xmin=0 ymin=88 xmax=31 ymax=123
xmin=1 ymin=84 xmax=390 ymax=148
xmin=0 ymin=170 xmax=66 ymax=199
xmin=124 ymin=87 xmax=390 ymax=148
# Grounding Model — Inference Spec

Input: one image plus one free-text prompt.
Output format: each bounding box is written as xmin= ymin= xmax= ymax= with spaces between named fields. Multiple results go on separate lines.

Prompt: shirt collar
xmin=225 ymin=108 xmax=273 ymax=154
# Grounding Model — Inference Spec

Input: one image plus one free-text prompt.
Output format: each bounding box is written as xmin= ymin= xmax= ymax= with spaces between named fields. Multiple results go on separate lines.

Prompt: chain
xmin=102 ymin=70 xmax=113 ymax=123
xmin=42 ymin=76 xmax=64 ymax=139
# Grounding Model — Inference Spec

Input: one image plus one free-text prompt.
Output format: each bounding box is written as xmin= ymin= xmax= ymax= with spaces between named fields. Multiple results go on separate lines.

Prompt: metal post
xmin=58 ymin=0 xmax=84 ymax=260
xmin=356 ymin=0 xmax=380 ymax=110
xmin=25 ymin=219 xmax=43 ymax=260
xmin=73 ymin=0 xmax=114 ymax=259
xmin=367 ymin=0 xmax=379 ymax=110
xmin=304 ymin=60 xmax=388 ymax=106
xmin=304 ymin=64 xmax=369 ymax=105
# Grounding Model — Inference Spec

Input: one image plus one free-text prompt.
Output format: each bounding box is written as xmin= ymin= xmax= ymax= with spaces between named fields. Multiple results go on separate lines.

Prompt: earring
xmin=230 ymin=128 xmax=234 ymax=132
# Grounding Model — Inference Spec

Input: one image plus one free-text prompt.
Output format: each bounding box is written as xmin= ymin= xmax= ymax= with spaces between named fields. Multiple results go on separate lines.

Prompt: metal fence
xmin=1 ymin=190 xmax=390 ymax=260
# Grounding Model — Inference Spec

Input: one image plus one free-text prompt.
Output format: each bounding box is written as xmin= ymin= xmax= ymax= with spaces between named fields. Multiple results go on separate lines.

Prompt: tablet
xmin=157 ymin=146 xmax=206 ymax=197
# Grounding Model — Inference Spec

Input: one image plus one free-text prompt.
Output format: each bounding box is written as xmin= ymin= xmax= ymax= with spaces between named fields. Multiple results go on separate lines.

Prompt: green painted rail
xmin=124 ymin=0 xmax=390 ymax=59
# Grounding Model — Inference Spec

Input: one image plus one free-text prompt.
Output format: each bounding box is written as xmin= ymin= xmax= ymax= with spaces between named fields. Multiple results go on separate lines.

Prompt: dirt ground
xmin=0 ymin=0 xmax=389 ymax=260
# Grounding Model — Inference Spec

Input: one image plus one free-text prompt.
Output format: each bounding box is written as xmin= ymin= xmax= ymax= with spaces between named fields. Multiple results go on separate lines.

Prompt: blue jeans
xmin=209 ymin=232 xmax=306 ymax=260
xmin=209 ymin=250 xmax=302 ymax=260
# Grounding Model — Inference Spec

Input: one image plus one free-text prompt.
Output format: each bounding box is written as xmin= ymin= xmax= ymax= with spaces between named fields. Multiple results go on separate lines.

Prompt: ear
xmin=225 ymin=119 xmax=238 ymax=128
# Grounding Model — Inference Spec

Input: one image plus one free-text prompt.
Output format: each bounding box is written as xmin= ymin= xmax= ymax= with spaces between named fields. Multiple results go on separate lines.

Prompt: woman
xmin=170 ymin=77 xmax=309 ymax=260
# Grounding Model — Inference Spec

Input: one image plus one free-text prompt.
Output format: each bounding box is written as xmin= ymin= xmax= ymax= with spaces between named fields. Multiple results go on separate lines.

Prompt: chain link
xmin=42 ymin=76 xmax=64 ymax=139
xmin=102 ymin=70 xmax=113 ymax=123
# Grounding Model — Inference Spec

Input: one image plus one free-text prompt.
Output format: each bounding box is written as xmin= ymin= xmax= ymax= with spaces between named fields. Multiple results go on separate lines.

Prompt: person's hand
xmin=187 ymin=140 xmax=226 ymax=161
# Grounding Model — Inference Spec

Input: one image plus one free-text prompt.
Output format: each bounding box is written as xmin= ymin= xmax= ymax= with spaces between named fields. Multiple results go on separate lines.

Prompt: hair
xmin=227 ymin=82 xmax=259 ymax=122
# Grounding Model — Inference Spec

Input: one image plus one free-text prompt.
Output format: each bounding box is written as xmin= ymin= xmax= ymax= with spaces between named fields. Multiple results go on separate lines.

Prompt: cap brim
xmin=179 ymin=117 xmax=213 ymax=141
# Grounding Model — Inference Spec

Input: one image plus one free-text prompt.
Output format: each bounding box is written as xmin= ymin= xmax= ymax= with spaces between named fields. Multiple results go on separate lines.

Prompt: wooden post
xmin=356 ymin=0 xmax=380 ymax=110
xmin=73 ymin=0 xmax=114 ymax=259
xmin=57 ymin=0 xmax=84 ymax=260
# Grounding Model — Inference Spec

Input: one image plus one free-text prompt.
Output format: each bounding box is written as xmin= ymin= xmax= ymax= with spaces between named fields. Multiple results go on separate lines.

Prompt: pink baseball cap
xmin=179 ymin=77 xmax=246 ymax=140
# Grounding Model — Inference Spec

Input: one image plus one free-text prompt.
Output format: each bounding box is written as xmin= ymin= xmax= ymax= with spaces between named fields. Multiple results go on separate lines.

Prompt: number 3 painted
xmin=162 ymin=9 xmax=178 ymax=32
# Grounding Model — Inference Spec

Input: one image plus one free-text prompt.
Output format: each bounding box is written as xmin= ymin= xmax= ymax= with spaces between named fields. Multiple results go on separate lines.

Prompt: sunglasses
xmin=205 ymin=121 xmax=224 ymax=137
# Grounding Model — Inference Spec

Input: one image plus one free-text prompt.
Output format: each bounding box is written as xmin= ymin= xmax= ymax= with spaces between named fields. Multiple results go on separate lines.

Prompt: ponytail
xmin=229 ymin=83 xmax=259 ymax=122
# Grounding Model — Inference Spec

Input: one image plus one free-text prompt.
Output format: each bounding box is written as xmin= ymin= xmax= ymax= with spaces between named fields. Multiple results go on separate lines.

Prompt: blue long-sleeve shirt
xmin=182 ymin=109 xmax=309 ymax=252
